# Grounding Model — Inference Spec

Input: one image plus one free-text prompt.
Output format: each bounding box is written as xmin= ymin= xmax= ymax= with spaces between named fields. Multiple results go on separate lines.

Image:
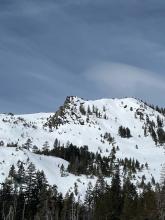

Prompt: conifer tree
xmin=17 ymin=162 xmax=26 ymax=192
xmin=157 ymin=115 xmax=163 ymax=128
xmin=87 ymin=105 xmax=92 ymax=115
xmin=110 ymin=165 xmax=121 ymax=220
xmin=121 ymin=177 xmax=138 ymax=220
xmin=79 ymin=104 xmax=86 ymax=115
xmin=54 ymin=138 xmax=59 ymax=148
xmin=43 ymin=141 xmax=49 ymax=151
xmin=23 ymin=138 xmax=32 ymax=150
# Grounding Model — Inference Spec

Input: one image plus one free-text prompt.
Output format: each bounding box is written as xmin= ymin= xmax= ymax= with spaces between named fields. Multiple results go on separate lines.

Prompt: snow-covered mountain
xmin=0 ymin=96 xmax=164 ymax=199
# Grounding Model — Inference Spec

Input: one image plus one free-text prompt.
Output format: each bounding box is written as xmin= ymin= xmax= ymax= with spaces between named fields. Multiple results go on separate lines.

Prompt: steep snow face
xmin=0 ymin=96 xmax=164 ymax=198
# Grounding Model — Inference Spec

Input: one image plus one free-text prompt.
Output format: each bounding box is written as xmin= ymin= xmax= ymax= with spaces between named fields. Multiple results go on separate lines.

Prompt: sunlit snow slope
xmin=0 ymin=96 xmax=164 ymax=199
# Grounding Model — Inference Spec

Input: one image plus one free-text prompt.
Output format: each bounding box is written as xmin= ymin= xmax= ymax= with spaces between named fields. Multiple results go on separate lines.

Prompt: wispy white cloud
xmin=86 ymin=62 xmax=165 ymax=88
xmin=85 ymin=62 xmax=165 ymax=101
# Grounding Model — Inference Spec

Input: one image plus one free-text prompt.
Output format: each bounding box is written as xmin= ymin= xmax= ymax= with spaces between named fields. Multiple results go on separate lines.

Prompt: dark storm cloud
xmin=0 ymin=0 xmax=165 ymax=113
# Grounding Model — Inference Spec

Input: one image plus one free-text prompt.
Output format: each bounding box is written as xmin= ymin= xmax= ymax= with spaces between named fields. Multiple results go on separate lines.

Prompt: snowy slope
xmin=0 ymin=96 xmax=164 ymax=198
xmin=0 ymin=147 xmax=96 ymax=200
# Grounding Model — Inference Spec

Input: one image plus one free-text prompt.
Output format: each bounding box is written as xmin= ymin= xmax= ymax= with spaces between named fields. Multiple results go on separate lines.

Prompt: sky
xmin=1 ymin=0 xmax=165 ymax=113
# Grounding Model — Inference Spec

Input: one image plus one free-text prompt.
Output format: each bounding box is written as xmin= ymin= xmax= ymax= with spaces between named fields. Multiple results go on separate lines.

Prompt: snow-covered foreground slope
xmin=0 ymin=147 xmax=96 ymax=200
xmin=0 ymin=96 xmax=164 ymax=199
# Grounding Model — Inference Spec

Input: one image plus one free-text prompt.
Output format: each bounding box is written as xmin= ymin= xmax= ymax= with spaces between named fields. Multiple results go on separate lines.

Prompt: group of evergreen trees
xmin=143 ymin=100 xmax=165 ymax=116
xmin=84 ymin=166 xmax=160 ymax=220
xmin=36 ymin=143 xmax=143 ymax=178
xmin=102 ymin=132 xmax=114 ymax=144
xmin=79 ymin=104 xmax=107 ymax=120
xmin=0 ymin=161 xmax=161 ymax=220
xmin=0 ymin=162 xmax=49 ymax=219
xmin=0 ymin=162 xmax=88 ymax=220
xmin=143 ymin=114 xmax=165 ymax=145
xmin=118 ymin=126 xmax=132 ymax=138
xmin=37 ymin=144 xmax=113 ymax=176
xmin=0 ymin=136 xmax=161 ymax=220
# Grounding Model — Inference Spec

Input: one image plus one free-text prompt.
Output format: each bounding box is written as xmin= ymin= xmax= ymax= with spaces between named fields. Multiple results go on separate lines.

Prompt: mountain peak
xmin=0 ymin=96 xmax=164 ymax=199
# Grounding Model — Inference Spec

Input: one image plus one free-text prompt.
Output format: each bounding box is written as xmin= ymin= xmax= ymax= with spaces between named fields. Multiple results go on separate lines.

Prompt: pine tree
xmin=144 ymin=125 xmax=147 ymax=137
xmin=121 ymin=177 xmax=138 ymax=220
xmin=110 ymin=165 xmax=121 ymax=220
xmin=157 ymin=128 xmax=165 ymax=145
xmin=74 ymin=182 xmax=78 ymax=196
xmin=54 ymin=138 xmax=59 ymax=148
xmin=35 ymin=170 xmax=48 ymax=193
xmin=9 ymin=165 xmax=16 ymax=180
xmin=60 ymin=164 xmax=66 ymax=177
xmin=140 ymin=183 xmax=158 ymax=219
xmin=93 ymin=175 xmax=107 ymax=220
xmin=84 ymin=181 xmax=94 ymax=213
xmin=17 ymin=162 xmax=26 ymax=192
xmin=25 ymin=163 xmax=37 ymax=203
xmin=87 ymin=105 xmax=92 ymax=115
xmin=157 ymin=115 xmax=163 ymax=128
xmin=126 ymin=127 xmax=131 ymax=138
xmin=23 ymin=138 xmax=32 ymax=150
xmin=79 ymin=104 xmax=86 ymax=115
xmin=43 ymin=141 xmax=49 ymax=151
xmin=36 ymin=186 xmax=52 ymax=219
xmin=1 ymin=178 xmax=14 ymax=219
xmin=151 ymin=128 xmax=157 ymax=145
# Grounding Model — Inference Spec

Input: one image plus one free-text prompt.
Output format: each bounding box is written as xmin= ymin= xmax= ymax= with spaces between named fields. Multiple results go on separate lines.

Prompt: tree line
xmin=0 ymin=162 xmax=162 ymax=220
xmin=36 ymin=142 xmax=144 ymax=178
